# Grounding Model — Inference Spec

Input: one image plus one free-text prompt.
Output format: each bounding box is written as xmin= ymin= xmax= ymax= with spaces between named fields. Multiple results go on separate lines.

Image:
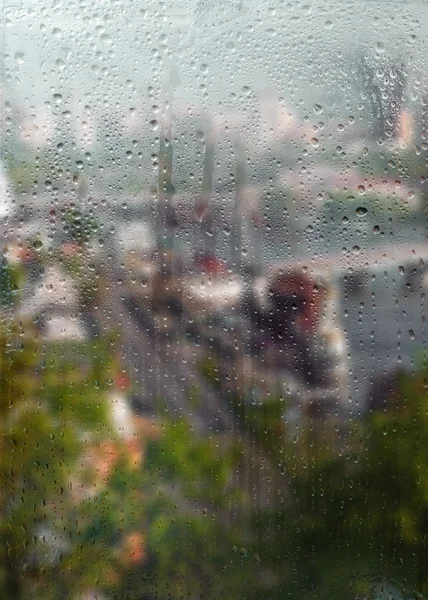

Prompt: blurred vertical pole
xmin=157 ymin=68 xmax=173 ymax=245
xmin=421 ymin=93 xmax=428 ymax=231
xmin=200 ymin=121 xmax=216 ymax=258
xmin=233 ymin=134 xmax=253 ymax=498
xmin=248 ymin=204 xmax=262 ymax=277
xmin=157 ymin=61 xmax=180 ymax=276
xmin=289 ymin=195 xmax=298 ymax=259
xmin=232 ymin=136 xmax=245 ymax=273
xmin=0 ymin=10 xmax=21 ymax=596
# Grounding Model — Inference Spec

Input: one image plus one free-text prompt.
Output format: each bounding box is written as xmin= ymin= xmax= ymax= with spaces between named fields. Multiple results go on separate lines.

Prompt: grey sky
xmin=4 ymin=0 xmax=428 ymax=121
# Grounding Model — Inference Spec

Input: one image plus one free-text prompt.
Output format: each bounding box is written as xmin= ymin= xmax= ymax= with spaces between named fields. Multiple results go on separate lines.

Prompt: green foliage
xmin=322 ymin=190 xmax=414 ymax=228
xmin=357 ymin=146 xmax=425 ymax=182
xmin=250 ymin=367 xmax=428 ymax=600
xmin=0 ymin=325 xmax=116 ymax=599
xmin=0 ymin=260 xmax=22 ymax=308
xmin=198 ymin=354 xmax=221 ymax=390
xmin=3 ymin=311 xmax=428 ymax=600
xmin=191 ymin=346 xmax=428 ymax=599
xmin=147 ymin=419 xmax=240 ymax=505
xmin=0 ymin=322 xmax=255 ymax=600
xmin=63 ymin=208 xmax=99 ymax=244
xmin=136 ymin=420 xmax=254 ymax=600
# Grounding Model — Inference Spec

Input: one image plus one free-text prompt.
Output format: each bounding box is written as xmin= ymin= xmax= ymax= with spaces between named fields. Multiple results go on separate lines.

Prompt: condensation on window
xmin=1 ymin=1 xmax=428 ymax=599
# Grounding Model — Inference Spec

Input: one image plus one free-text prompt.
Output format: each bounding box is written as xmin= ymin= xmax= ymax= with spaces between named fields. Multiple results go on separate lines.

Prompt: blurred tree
xmin=109 ymin=419 xmax=256 ymax=600
xmin=0 ymin=260 xmax=21 ymax=308
xmin=356 ymin=53 xmax=407 ymax=142
xmin=252 ymin=366 xmax=428 ymax=600
xmin=0 ymin=320 xmax=257 ymax=600
xmin=62 ymin=207 xmax=99 ymax=245
xmin=0 ymin=325 xmax=116 ymax=599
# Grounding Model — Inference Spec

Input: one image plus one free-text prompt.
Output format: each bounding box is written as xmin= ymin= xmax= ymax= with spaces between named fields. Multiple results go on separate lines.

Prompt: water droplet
xmin=14 ymin=52 xmax=25 ymax=64
xmin=32 ymin=239 xmax=43 ymax=251
xmin=376 ymin=41 xmax=385 ymax=54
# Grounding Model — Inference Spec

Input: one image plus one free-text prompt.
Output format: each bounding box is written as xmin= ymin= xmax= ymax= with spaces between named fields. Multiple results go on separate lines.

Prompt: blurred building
xmin=19 ymin=104 xmax=55 ymax=149
xmin=0 ymin=161 xmax=13 ymax=218
xmin=116 ymin=222 xmax=154 ymax=256
xmin=19 ymin=265 xmax=86 ymax=341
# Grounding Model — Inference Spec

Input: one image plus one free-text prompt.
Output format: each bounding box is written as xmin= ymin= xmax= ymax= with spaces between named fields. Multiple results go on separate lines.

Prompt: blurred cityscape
xmin=2 ymin=0 xmax=428 ymax=599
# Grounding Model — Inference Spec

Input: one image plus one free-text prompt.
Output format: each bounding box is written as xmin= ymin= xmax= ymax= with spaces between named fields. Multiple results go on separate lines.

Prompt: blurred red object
xmin=195 ymin=254 xmax=227 ymax=275
xmin=116 ymin=372 xmax=130 ymax=390
xmin=18 ymin=247 xmax=37 ymax=263
xmin=61 ymin=242 xmax=80 ymax=257
xmin=271 ymin=270 xmax=324 ymax=333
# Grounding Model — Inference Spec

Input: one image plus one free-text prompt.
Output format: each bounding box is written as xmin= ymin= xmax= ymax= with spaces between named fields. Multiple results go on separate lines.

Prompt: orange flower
xmin=125 ymin=438 xmax=143 ymax=467
xmin=122 ymin=532 xmax=146 ymax=564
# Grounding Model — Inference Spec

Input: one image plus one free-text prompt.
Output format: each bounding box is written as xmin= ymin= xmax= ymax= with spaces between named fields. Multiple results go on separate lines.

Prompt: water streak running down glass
xmin=1 ymin=1 xmax=428 ymax=599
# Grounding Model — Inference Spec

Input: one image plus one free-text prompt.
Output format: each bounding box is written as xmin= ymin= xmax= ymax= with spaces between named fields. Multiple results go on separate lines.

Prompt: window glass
xmin=2 ymin=1 xmax=428 ymax=599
